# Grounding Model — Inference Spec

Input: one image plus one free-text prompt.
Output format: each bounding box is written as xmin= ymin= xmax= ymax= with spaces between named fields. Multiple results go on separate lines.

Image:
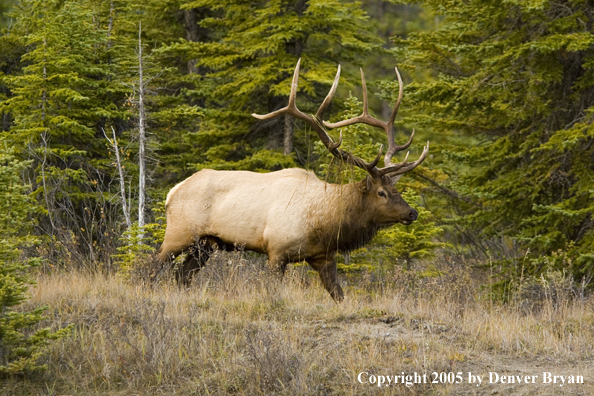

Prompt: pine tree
xmin=161 ymin=0 xmax=381 ymax=172
xmin=0 ymin=0 xmax=182 ymax=267
xmin=393 ymin=0 xmax=594 ymax=277
xmin=1 ymin=0 xmax=134 ymax=265
xmin=0 ymin=141 xmax=69 ymax=374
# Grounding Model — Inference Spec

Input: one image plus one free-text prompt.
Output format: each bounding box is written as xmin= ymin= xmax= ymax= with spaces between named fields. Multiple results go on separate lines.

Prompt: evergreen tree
xmin=0 ymin=141 xmax=69 ymax=374
xmin=373 ymin=191 xmax=446 ymax=268
xmin=162 ymin=0 xmax=381 ymax=172
xmin=0 ymin=0 xmax=135 ymax=265
xmin=0 ymin=0 xmax=190 ymax=266
xmin=0 ymin=0 xmax=16 ymax=29
xmin=393 ymin=0 xmax=594 ymax=277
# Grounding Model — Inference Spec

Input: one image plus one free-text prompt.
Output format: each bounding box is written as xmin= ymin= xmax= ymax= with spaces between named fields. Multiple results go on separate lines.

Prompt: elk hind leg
xmin=307 ymin=257 xmax=344 ymax=302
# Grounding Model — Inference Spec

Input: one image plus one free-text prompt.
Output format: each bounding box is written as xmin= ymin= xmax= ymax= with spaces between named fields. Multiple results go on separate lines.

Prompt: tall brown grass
xmin=5 ymin=251 xmax=594 ymax=395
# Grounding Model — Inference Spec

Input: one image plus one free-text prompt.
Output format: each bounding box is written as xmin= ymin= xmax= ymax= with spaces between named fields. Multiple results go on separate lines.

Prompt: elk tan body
xmin=158 ymin=60 xmax=429 ymax=301
xmin=163 ymin=168 xmax=358 ymax=259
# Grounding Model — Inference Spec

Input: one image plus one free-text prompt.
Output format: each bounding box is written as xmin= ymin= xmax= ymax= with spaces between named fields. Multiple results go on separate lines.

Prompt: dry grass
xmin=5 ymin=251 xmax=594 ymax=395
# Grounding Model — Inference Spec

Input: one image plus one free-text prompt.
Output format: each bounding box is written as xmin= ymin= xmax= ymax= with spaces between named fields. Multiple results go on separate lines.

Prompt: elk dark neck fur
xmin=309 ymin=179 xmax=386 ymax=254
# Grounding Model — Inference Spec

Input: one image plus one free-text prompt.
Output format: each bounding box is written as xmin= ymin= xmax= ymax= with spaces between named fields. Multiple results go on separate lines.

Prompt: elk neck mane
xmin=306 ymin=178 xmax=381 ymax=253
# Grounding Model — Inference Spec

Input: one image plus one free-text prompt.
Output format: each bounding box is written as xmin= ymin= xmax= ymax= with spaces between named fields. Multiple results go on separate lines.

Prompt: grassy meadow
xmin=5 ymin=250 xmax=594 ymax=396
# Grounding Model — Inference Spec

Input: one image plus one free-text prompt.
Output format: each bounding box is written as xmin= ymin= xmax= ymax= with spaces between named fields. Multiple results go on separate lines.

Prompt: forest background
xmin=1 ymin=0 xmax=594 ymax=390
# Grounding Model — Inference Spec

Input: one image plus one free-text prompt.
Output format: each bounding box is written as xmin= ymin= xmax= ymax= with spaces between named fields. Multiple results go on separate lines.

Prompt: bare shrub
xmin=127 ymin=252 xmax=170 ymax=285
xmin=378 ymin=253 xmax=478 ymax=316
xmin=516 ymin=270 xmax=585 ymax=314
xmin=190 ymin=248 xmax=295 ymax=299
xmin=101 ymin=299 xmax=173 ymax=381
xmin=242 ymin=326 xmax=304 ymax=395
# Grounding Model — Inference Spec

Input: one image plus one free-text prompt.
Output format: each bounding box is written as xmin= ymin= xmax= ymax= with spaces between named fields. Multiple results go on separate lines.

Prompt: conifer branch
xmin=416 ymin=173 xmax=481 ymax=207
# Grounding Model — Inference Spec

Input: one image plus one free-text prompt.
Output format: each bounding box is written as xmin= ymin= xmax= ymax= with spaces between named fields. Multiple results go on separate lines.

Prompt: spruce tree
xmin=0 ymin=0 xmax=184 ymax=266
xmin=1 ymin=0 xmax=134 ymax=265
xmin=162 ymin=0 xmax=381 ymax=172
xmin=393 ymin=0 xmax=594 ymax=277
xmin=0 ymin=141 xmax=69 ymax=374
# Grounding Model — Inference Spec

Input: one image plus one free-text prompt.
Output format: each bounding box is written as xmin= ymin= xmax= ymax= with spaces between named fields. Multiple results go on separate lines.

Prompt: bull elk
xmin=158 ymin=60 xmax=428 ymax=301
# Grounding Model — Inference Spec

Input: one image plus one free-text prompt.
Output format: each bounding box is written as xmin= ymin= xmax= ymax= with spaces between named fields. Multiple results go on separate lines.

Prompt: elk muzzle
xmin=402 ymin=208 xmax=418 ymax=225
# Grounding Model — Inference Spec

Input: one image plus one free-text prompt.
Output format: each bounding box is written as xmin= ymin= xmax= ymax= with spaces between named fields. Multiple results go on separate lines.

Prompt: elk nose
xmin=409 ymin=208 xmax=418 ymax=222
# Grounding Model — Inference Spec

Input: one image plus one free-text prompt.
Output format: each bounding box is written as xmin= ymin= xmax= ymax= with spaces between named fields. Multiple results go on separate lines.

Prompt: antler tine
xmin=380 ymin=141 xmax=429 ymax=176
xmin=378 ymin=151 xmax=409 ymax=175
xmin=251 ymin=60 xmax=340 ymax=154
xmin=323 ymin=69 xmax=387 ymax=131
xmin=388 ymin=66 xmax=404 ymax=125
xmin=384 ymin=67 xmax=406 ymax=167
xmin=252 ymin=61 xmax=427 ymax=179
xmin=287 ymin=57 xmax=301 ymax=108
xmin=384 ymin=129 xmax=415 ymax=167
xmin=316 ymin=65 xmax=341 ymax=120
xmin=365 ymin=145 xmax=383 ymax=170
xmin=321 ymin=64 xmax=428 ymax=179
xmin=328 ymin=131 xmax=343 ymax=150
xmin=252 ymin=59 xmax=304 ymax=121
xmin=361 ymin=68 xmax=369 ymax=116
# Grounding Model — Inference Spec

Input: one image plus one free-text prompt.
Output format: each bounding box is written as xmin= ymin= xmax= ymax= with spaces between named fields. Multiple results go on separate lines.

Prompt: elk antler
xmin=252 ymin=59 xmax=381 ymax=173
xmin=252 ymin=60 xmax=428 ymax=179
xmin=324 ymin=67 xmax=429 ymax=178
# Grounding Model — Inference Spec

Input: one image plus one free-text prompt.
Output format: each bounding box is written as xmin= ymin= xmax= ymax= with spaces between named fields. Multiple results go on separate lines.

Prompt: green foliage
xmin=0 ymin=141 xmax=70 ymax=374
xmin=0 ymin=1 xmax=15 ymax=29
xmin=0 ymin=0 xmax=138 ymax=267
xmin=0 ymin=0 xmax=200 ymax=267
xmin=161 ymin=0 xmax=382 ymax=172
xmin=374 ymin=191 xmax=448 ymax=267
xmin=394 ymin=0 xmax=594 ymax=278
xmin=4 ymin=0 xmax=127 ymax=149
xmin=114 ymin=223 xmax=155 ymax=278
xmin=114 ymin=202 xmax=165 ymax=279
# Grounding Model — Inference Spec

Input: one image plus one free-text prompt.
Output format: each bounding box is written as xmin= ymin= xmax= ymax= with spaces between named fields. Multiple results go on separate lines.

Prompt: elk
xmin=157 ymin=60 xmax=428 ymax=301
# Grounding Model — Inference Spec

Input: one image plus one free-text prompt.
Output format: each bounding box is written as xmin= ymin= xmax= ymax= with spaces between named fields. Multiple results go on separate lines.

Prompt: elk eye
xmin=378 ymin=191 xmax=386 ymax=198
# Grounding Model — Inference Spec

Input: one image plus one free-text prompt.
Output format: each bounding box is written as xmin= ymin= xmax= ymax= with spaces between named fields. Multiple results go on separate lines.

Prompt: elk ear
xmin=387 ymin=174 xmax=402 ymax=185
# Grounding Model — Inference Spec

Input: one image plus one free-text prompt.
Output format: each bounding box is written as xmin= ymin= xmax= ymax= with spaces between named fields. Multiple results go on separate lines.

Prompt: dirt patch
xmin=337 ymin=313 xmax=594 ymax=395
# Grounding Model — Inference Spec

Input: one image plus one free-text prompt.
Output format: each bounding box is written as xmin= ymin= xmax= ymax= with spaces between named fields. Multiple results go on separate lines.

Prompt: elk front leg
xmin=307 ymin=257 xmax=344 ymax=302
xmin=267 ymin=252 xmax=288 ymax=279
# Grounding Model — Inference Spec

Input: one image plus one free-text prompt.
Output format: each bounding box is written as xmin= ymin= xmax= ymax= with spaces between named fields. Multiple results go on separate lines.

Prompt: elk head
xmin=253 ymin=60 xmax=429 ymax=227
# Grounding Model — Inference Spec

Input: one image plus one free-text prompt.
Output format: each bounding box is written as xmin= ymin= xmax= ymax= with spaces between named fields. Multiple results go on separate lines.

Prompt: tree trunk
xmin=184 ymin=9 xmax=199 ymax=74
xmin=283 ymin=114 xmax=294 ymax=155
xmin=2 ymin=113 xmax=10 ymax=131
xmin=137 ymin=22 xmax=146 ymax=233
xmin=102 ymin=127 xmax=132 ymax=230
xmin=282 ymin=0 xmax=305 ymax=154
xmin=267 ymin=128 xmax=283 ymax=150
